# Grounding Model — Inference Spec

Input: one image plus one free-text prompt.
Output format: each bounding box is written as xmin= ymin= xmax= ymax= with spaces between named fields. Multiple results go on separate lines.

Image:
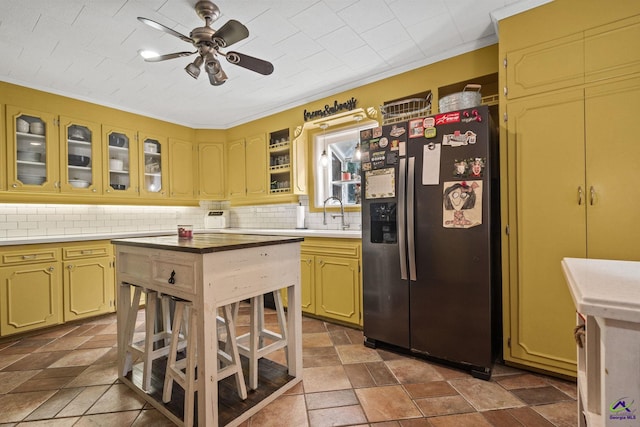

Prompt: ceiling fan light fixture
xmin=205 ymin=55 xmax=228 ymax=85
xmin=185 ymin=55 xmax=204 ymax=79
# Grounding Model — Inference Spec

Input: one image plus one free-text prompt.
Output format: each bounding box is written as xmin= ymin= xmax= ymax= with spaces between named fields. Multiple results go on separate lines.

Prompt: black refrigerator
xmin=360 ymin=105 xmax=501 ymax=379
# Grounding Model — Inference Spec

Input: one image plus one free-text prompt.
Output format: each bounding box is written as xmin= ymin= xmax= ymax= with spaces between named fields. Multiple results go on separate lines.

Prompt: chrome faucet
xmin=323 ymin=196 xmax=349 ymax=230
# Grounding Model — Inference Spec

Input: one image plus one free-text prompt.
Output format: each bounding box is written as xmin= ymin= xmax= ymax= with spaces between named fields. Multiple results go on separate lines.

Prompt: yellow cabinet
xmin=62 ymin=242 xmax=115 ymax=322
xmin=138 ymin=132 xmax=168 ymax=198
xmin=0 ymin=247 xmax=63 ymax=336
xmin=315 ymin=255 xmax=360 ymax=325
xmin=103 ymin=125 xmax=138 ymax=197
xmin=6 ymin=105 xmax=59 ymax=192
xmin=504 ymin=77 xmax=640 ymax=377
xmin=284 ymin=238 xmax=362 ymax=327
xmin=198 ymin=141 xmax=225 ymax=200
xmin=505 ymin=33 xmax=584 ymax=99
xmin=169 ymin=138 xmax=196 ymax=200
xmin=59 ymin=116 xmax=103 ymax=194
xmin=299 ymin=252 xmax=315 ymax=314
xmin=226 ymin=135 xmax=267 ymax=200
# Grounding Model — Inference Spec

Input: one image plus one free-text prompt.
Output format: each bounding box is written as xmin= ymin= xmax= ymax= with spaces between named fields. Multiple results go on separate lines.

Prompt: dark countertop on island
xmin=111 ymin=233 xmax=304 ymax=254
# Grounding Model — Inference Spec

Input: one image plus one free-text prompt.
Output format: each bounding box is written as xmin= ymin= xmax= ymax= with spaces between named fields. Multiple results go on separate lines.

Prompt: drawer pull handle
xmin=81 ymin=250 xmax=93 ymax=255
xmin=22 ymin=255 xmax=37 ymax=260
xmin=168 ymin=270 xmax=176 ymax=284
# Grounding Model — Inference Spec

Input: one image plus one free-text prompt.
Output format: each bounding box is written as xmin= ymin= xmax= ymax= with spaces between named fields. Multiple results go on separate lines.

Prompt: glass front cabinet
xmin=59 ymin=116 xmax=102 ymax=193
xmin=102 ymin=125 xmax=138 ymax=197
xmin=139 ymin=133 xmax=167 ymax=198
xmin=7 ymin=106 xmax=58 ymax=192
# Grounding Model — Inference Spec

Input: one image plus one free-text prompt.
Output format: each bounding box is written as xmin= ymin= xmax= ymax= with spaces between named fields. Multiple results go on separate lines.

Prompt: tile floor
xmin=0 ymin=306 xmax=578 ymax=426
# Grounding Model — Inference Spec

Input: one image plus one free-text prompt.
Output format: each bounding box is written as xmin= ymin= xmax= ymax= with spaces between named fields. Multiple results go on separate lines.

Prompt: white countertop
xmin=0 ymin=228 xmax=361 ymax=246
xmin=561 ymin=257 xmax=640 ymax=323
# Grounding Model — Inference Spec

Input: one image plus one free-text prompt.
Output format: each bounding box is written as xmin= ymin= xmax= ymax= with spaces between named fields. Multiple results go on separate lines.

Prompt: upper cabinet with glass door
xmin=102 ymin=125 xmax=138 ymax=197
xmin=6 ymin=106 xmax=58 ymax=192
xmin=268 ymin=128 xmax=291 ymax=194
xmin=139 ymin=133 xmax=167 ymax=198
xmin=59 ymin=117 xmax=102 ymax=194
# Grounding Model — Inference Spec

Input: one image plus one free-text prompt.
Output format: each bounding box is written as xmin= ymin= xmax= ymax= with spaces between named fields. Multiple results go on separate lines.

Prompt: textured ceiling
xmin=0 ymin=0 xmax=549 ymax=129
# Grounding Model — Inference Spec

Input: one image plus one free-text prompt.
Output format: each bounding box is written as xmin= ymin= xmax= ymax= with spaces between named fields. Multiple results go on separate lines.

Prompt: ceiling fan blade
xmin=144 ymin=51 xmax=196 ymax=62
xmin=137 ymin=17 xmax=193 ymax=43
xmin=224 ymin=51 xmax=274 ymax=75
xmin=212 ymin=20 xmax=249 ymax=48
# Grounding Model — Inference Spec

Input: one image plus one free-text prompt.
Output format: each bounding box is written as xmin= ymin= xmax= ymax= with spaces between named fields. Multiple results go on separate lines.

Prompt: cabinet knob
xmin=48 ymin=266 xmax=55 ymax=272
xmin=12 ymin=183 xmax=17 ymax=188
xmin=67 ymin=264 xmax=74 ymax=270
xmin=92 ymin=188 xmax=97 ymax=192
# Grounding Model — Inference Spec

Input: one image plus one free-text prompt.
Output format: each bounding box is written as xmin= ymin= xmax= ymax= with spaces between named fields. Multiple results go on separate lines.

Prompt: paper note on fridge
xmin=365 ymin=168 xmax=395 ymax=199
xmin=422 ymin=143 xmax=441 ymax=185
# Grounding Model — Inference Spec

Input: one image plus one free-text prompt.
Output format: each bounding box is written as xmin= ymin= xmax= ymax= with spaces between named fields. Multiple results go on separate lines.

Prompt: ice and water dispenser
xmin=370 ymin=202 xmax=397 ymax=243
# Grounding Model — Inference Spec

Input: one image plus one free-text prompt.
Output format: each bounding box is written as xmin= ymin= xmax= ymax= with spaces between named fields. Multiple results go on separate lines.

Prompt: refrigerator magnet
xmin=360 ymin=128 xmax=373 ymax=140
xmin=390 ymin=139 xmax=399 ymax=151
xmin=442 ymin=181 xmax=483 ymax=229
xmin=409 ymin=118 xmax=424 ymax=138
xmin=453 ymin=159 xmax=469 ymax=178
xmin=373 ymin=126 xmax=383 ymax=138
xmin=379 ymin=137 xmax=389 ymax=148
xmin=424 ymin=127 xmax=437 ymax=138
xmin=365 ymin=168 xmax=395 ymax=199
xmin=469 ymin=157 xmax=486 ymax=178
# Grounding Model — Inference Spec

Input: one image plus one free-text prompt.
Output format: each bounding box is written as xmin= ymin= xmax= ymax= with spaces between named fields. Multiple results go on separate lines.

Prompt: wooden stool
xmin=163 ymin=300 xmax=247 ymax=426
xmin=121 ymin=285 xmax=174 ymax=392
xmin=236 ymin=291 xmax=288 ymax=390
xmin=163 ymin=298 xmax=198 ymax=427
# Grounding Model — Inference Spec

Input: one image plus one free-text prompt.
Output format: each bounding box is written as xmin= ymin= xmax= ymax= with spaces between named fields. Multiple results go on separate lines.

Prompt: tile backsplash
xmin=0 ymin=197 xmax=361 ymax=239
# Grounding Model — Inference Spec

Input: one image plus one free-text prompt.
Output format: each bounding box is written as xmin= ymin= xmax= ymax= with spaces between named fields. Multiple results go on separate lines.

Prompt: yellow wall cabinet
xmin=0 ymin=247 xmax=62 ymax=336
xmin=168 ymin=138 xmax=196 ymax=200
xmin=0 ymin=241 xmax=115 ymax=336
xmin=500 ymin=5 xmax=640 ymax=377
xmin=268 ymin=128 xmax=292 ymax=194
xmin=103 ymin=124 xmax=139 ymax=198
xmin=62 ymin=242 xmax=115 ymax=322
xmin=197 ymin=141 xmax=225 ymax=200
xmin=6 ymin=105 xmax=60 ymax=192
xmin=286 ymin=238 xmax=362 ymax=327
xmin=226 ymin=135 xmax=267 ymax=200
xmin=138 ymin=132 xmax=168 ymax=199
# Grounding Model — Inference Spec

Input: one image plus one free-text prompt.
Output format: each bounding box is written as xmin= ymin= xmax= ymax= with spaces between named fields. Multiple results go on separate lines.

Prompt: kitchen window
xmin=313 ymin=122 xmax=375 ymax=208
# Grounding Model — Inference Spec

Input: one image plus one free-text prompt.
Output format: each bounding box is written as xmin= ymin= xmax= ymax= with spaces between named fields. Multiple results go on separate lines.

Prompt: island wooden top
xmin=111 ymin=233 xmax=303 ymax=254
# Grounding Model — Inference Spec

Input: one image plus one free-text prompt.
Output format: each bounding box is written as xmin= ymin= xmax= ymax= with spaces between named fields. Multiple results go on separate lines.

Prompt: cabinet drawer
xmin=301 ymin=240 xmax=360 ymax=258
xmin=150 ymin=256 xmax=197 ymax=297
xmin=63 ymin=245 xmax=110 ymax=260
xmin=2 ymin=248 xmax=59 ymax=266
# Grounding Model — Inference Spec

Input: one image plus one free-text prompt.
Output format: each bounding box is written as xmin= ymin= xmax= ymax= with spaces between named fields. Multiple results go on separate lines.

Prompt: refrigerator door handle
xmin=398 ymin=158 xmax=408 ymax=280
xmin=407 ymin=157 xmax=417 ymax=281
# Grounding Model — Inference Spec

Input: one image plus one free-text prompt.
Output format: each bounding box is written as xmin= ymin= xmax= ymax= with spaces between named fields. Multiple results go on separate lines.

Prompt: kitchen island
xmin=112 ymin=233 xmax=303 ymax=426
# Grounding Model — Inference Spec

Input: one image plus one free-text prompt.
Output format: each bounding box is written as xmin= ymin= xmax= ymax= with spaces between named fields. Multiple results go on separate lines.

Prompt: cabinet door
xmin=0 ymin=262 xmax=62 ymax=336
xmin=585 ymin=15 xmax=640 ymax=83
xmin=300 ymin=253 xmax=315 ymax=314
xmin=246 ymin=134 xmax=267 ymax=197
xmin=292 ymin=132 xmax=307 ymax=194
xmin=103 ymin=125 xmax=138 ymax=197
xmin=227 ymin=139 xmax=246 ymax=199
xmin=314 ymin=255 xmax=360 ymax=325
xmin=506 ymin=33 xmax=584 ymax=99
xmin=505 ymin=89 xmax=585 ymax=376
xmin=63 ymin=256 xmax=113 ymax=321
xmin=59 ymin=116 xmax=102 ymax=194
xmin=139 ymin=132 xmax=167 ymax=198
xmin=6 ymin=105 xmax=59 ymax=192
xmin=585 ymin=77 xmax=640 ymax=261
xmin=198 ymin=142 xmax=225 ymax=200
xmin=169 ymin=138 xmax=195 ymax=200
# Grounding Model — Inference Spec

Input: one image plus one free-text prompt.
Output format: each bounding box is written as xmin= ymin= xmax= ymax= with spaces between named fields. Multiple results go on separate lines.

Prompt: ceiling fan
xmin=137 ymin=0 xmax=274 ymax=86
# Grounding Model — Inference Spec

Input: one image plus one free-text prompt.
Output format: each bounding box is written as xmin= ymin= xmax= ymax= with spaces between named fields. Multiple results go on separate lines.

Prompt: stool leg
xmin=183 ymin=305 xmax=198 ymax=427
xmin=248 ymin=297 xmax=260 ymax=390
xmin=162 ymin=301 xmax=185 ymax=404
xmin=222 ymin=304 xmax=247 ymax=400
xmin=142 ymin=291 xmax=158 ymax=392
xmin=122 ymin=286 xmax=142 ymax=377
xmin=160 ymin=295 xmax=172 ymax=346
xmin=273 ymin=290 xmax=289 ymax=367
